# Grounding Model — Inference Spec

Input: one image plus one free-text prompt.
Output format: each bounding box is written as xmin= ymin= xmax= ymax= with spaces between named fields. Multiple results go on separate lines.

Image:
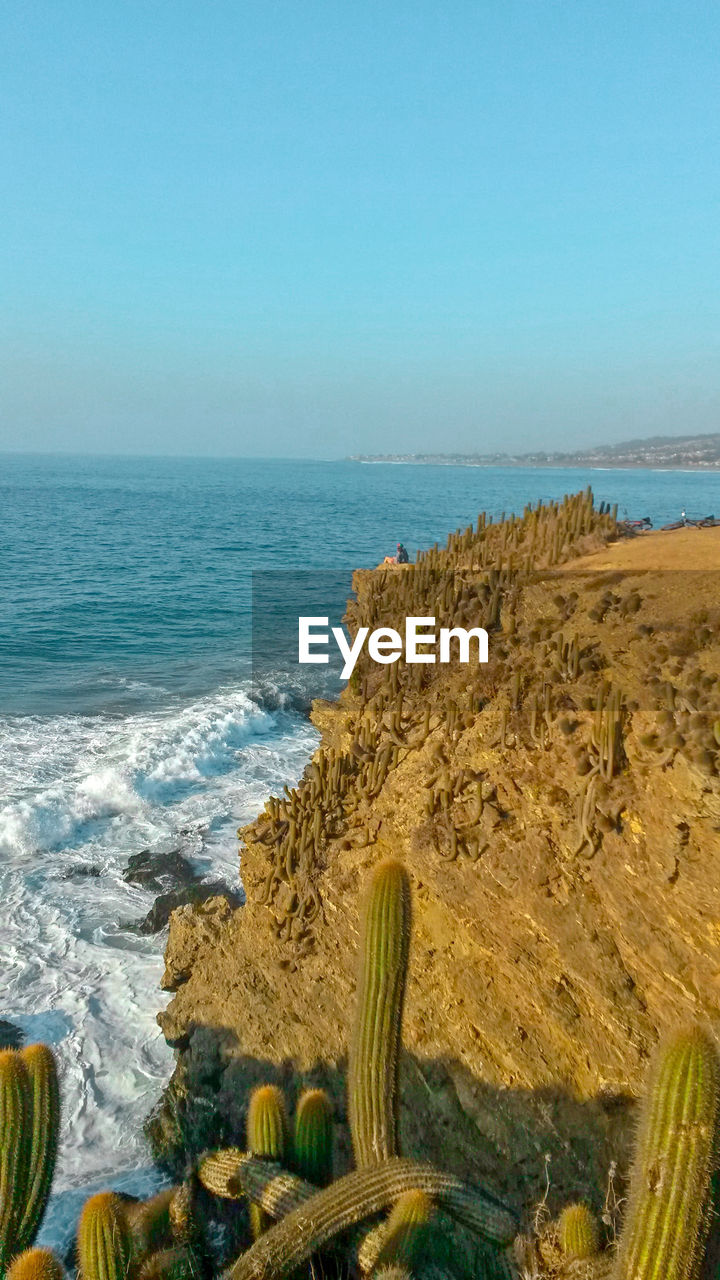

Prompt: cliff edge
xmin=149 ymin=497 xmax=720 ymax=1258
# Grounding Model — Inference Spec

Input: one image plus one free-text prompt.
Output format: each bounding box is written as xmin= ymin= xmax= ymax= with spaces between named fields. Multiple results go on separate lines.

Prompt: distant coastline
xmin=348 ymin=430 xmax=720 ymax=471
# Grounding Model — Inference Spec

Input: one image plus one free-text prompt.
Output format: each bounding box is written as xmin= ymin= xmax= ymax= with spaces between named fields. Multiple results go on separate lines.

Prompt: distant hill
xmin=349 ymin=432 xmax=720 ymax=469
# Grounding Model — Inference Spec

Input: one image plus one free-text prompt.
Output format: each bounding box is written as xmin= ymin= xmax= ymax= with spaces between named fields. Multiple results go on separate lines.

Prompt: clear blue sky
xmin=2 ymin=1 xmax=719 ymax=457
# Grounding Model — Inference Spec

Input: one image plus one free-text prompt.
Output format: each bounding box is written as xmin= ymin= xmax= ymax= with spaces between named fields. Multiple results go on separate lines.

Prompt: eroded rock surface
xmin=150 ymin=510 xmax=720 ymax=1268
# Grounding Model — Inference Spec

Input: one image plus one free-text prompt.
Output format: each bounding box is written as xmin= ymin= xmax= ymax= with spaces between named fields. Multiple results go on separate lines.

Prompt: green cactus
xmin=16 ymin=1045 xmax=60 ymax=1253
xmin=77 ymin=1192 xmax=132 ymax=1280
xmin=293 ymin=1089 xmax=333 ymax=1188
xmin=6 ymin=1248 xmax=66 ymax=1280
xmin=246 ymin=1085 xmax=290 ymax=1238
xmin=614 ymin=1026 xmax=720 ymax=1280
xmin=198 ymin=1151 xmax=517 ymax=1280
xmin=475 ymin=1242 xmax=517 ymax=1280
xmin=558 ymin=1202 xmax=599 ymax=1259
xmin=124 ymin=1188 xmax=175 ymax=1263
xmin=0 ymin=1049 xmax=31 ymax=1273
xmin=373 ymin=1189 xmax=433 ymax=1270
xmin=348 ymin=859 xmax=412 ymax=1167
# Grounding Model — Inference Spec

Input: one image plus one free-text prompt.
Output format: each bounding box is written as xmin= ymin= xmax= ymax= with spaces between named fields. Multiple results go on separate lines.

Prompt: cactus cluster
xmin=74 ymin=1181 xmax=203 ymax=1280
xmin=195 ymin=856 xmax=518 ymax=1280
xmin=4 ymin=844 xmax=720 ymax=1280
xmin=241 ymin=489 xmax=623 ymax=943
xmin=635 ymin=665 xmax=720 ymax=779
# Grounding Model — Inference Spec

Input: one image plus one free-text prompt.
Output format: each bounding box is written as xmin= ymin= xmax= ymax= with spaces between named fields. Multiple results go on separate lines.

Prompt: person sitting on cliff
xmin=381 ymin=542 xmax=410 ymax=566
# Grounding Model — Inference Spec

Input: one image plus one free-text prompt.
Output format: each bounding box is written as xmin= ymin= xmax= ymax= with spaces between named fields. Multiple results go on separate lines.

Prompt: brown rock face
xmin=149 ymin=505 xmax=720 ymax=1256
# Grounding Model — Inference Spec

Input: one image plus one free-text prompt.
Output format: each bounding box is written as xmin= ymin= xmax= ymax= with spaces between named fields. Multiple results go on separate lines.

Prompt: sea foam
xmin=0 ymin=685 xmax=317 ymax=1252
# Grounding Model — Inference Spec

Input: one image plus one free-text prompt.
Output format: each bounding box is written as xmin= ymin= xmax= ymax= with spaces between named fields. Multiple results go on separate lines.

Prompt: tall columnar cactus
xmin=198 ymin=1151 xmax=517 ymax=1280
xmin=614 ymin=1026 xmax=720 ymax=1280
xmin=16 ymin=1045 xmax=60 ymax=1253
xmin=246 ymin=1086 xmax=290 ymax=1238
xmin=77 ymin=1192 xmax=132 ymax=1280
xmin=293 ymin=1089 xmax=333 ymax=1188
xmin=6 ymin=1248 xmax=66 ymax=1280
xmin=348 ymin=859 xmax=412 ymax=1166
xmin=558 ymin=1202 xmax=599 ymax=1259
xmin=0 ymin=1049 xmax=31 ymax=1273
xmin=374 ymin=1189 xmax=434 ymax=1270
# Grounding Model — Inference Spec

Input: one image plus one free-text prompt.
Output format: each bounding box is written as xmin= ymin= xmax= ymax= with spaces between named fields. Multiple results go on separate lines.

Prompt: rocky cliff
xmin=148 ymin=494 xmax=720 ymax=1270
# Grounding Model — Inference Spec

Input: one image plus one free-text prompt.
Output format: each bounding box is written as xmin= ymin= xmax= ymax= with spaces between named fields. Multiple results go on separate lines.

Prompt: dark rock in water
xmin=123 ymin=847 xmax=200 ymax=894
xmin=121 ymin=883 xmax=242 ymax=935
xmin=0 ymin=1019 xmax=24 ymax=1049
xmin=59 ymin=864 xmax=102 ymax=880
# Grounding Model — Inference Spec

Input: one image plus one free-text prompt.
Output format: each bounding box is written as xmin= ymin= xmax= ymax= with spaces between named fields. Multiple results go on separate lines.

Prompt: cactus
xmin=293 ymin=1089 xmax=333 ymax=1187
xmin=167 ymin=1177 xmax=209 ymax=1280
xmin=348 ymin=860 xmax=412 ymax=1166
xmin=246 ymin=1085 xmax=290 ymax=1238
xmin=6 ymin=1249 xmax=66 ymax=1280
xmin=614 ymin=1026 xmax=720 ymax=1280
xmin=475 ymin=1243 xmax=517 ymax=1280
xmin=124 ymin=1188 xmax=175 ymax=1263
xmin=0 ymin=1049 xmax=31 ymax=1273
xmin=77 ymin=1192 xmax=132 ymax=1280
xmin=357 ymin=1220 xmax=390 ymax=1274
xmin=16 ymin=1045 xmax=60 ymax=1253
xmin=136 ymin=1247 xmax=194 ymax=1280
xmin=558 ymin=1202 xmax=599 ymax=1259
xmin=374 ymin=1190 xmax=433 ymax=1270
xmin=167 ymin=1181 xmax=195 ymax=1250
xmin=198 ymin=1151 xmax=517 ymax=1280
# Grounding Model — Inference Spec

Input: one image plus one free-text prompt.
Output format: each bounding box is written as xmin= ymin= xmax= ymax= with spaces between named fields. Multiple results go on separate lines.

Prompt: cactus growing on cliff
xmin=348 ymin=859 xmax=412 ymax=1167
xmin=198 ymin=1150 xmax=517 ymax=1279
xmin=15 ymin=1045 xmax=60 ymax=1253
xmin=0 ymin=1045 xmax=60 ymax=1271
xmin=293 ymin=1089 xmax=333 ymax=1187
xmin=124 ymin=1188 xmax=175 ymax=1263
xmin=77 ymin=1192 xmax=132 ymax=1280
xmin=614 ymin=1026 xmax=720 ymax=1280
xmin=558 ymin=1202 xmax=599 ymax=1259
xmin=6 ymin=1248 xmax=66 ymax=1280
xmin=136 ymin=1247 xmax=194 ymax=1280
xmin=246 ymin=1085 xmax=290 ymax=1238
xmin=373 ymin=1189 xmax=434 ymax=1270
xmin=0 ymin=1049 xmax=31 ymax=1272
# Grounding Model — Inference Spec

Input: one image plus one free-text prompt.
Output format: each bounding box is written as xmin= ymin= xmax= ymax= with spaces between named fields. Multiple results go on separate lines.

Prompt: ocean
xmin=1 ymin=452 xmax=718 ymax=1248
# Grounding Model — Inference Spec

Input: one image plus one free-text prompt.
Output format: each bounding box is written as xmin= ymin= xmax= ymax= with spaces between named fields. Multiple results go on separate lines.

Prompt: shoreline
xmin=351 ymin=458 xmax=720 ymax=472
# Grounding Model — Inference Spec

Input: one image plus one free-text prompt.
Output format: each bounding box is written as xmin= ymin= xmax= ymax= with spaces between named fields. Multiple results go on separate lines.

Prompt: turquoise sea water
xmin=0 ymin=452 xmax=718 ymax=1243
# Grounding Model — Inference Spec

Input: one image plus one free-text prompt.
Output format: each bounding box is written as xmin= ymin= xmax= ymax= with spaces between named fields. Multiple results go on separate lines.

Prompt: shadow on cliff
xmin=146 ymin=1019 xmax=636 ymax=1236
